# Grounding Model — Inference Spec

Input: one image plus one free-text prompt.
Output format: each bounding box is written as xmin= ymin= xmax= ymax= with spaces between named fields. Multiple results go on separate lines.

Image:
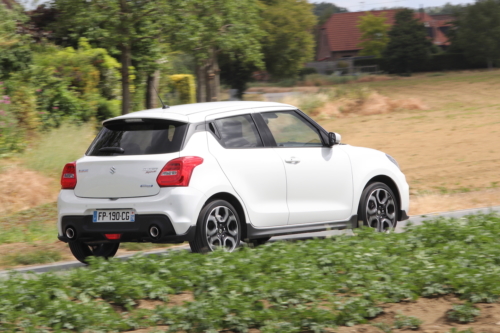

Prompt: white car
xmin=58 ymin=101 xmax=409 ymax=263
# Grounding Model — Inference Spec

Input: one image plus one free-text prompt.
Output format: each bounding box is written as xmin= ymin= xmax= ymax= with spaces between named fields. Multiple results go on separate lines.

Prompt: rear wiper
xmin=98 ymin=147 xmax=124 ymax=153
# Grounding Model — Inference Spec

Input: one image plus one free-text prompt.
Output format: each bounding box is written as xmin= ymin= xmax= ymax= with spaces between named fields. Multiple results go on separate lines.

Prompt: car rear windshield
xmin=86 ymin=119 xmax=188 ymax=156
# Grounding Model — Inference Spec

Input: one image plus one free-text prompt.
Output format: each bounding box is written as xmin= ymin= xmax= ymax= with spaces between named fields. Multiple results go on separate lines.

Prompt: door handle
xmin=285 ymin=157 xmax=300 ymax=164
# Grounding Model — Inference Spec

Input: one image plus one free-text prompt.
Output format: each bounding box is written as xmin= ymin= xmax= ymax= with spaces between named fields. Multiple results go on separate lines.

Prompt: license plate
xmin=93 ymin=210 xmax=135 ymax=223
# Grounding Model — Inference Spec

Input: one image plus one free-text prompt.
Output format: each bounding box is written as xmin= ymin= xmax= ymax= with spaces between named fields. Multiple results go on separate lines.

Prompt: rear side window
xmin=213 ymin=114 xmax=263 ymax=148
xmin=86 ymin=119 xmax=187 ymax=156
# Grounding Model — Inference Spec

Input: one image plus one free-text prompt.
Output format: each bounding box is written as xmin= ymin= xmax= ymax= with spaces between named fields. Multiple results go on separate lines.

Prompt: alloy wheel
xmin=365 ymin=188 xmax=396 ymax=232
xmin=205 ymin=206 xmax=239 ymax=251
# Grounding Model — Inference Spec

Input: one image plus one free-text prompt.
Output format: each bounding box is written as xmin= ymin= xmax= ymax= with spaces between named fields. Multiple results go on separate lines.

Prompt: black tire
xmin=68 ymin=241 xmax=120 ymax=264
xmin=248 ymin=237 xmax=271 ymax=247
xmin=357 ymin=182 xmax=399 ymax=232
xmin=189 ymin=200 xmax=241 ymax=253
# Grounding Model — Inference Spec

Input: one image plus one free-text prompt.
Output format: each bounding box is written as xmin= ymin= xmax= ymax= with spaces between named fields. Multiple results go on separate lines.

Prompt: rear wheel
xmin=190 ymin=200 xmax=241 ymax=253
xmin=358 ymin=182 xmax=398 ymax=232
xmin=68 ymin=242 xmax=120 ymax=264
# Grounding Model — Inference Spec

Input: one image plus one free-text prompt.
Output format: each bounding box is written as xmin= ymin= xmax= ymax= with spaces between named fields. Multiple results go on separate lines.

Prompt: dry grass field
xmin=317 ymin=70 xmax=500 ymax=215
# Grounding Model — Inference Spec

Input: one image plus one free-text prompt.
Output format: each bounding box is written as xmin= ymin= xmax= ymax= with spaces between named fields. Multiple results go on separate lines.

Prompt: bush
xmin=394 ymin=314 xmax=423 ymax=330
xmin=355 ymin=53 xmax=489 ymax=73
xmin=0 ymin=89 xmax=26 ymax=156
xmin=298 ymin=67 xmax=318 ymax=80
xmin=169 ymin=74 xmax=196 ymax=104
xmin=447 ymin=303 xmax=480 ymax=323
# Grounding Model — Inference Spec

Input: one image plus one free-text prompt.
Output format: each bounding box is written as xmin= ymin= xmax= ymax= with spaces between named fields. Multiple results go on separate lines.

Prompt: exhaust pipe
xmin=65 ymin=227 xmax=75 ymax=240
xmin=149 ymin=225 xmax=160 ymax=239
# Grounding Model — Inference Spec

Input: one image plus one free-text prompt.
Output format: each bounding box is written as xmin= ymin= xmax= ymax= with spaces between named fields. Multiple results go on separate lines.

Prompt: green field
xmin=1 ymin=213 xmax=499 ymax=332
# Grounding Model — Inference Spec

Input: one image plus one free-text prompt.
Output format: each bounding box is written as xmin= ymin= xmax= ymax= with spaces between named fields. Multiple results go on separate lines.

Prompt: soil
xmin=335 ymin=296 xmax=500 ymax=333
xmin=127 ymin=296 xmax=500 ymax=333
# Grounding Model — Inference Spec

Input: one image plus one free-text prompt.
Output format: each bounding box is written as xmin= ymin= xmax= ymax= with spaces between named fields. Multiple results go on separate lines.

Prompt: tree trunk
xmin=487 ymin=59 xmax=493 ymax=70
xmin=196 ymin=63 xmax=206 ymax=103
xmin=214 ymin=51 xmax=220 ymax=101
xmin=205 ymin=48 xmax=218 ymax=102
xmin=120 ymin=44 xmax=132 ymax=115
xmin=145 ymin=70 xmax=160 ymax=109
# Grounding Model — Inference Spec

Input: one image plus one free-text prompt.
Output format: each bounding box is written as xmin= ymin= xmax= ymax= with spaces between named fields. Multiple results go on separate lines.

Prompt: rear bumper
xmin=58 ymin=187 xmax=207 ymax=240
xmin=58 ymin=214 xmax=196 ymax=244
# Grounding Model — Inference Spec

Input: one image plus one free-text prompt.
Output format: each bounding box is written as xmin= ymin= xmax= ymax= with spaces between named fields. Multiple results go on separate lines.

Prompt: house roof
xmin=321 ymin=9 xmax=450 ymax=53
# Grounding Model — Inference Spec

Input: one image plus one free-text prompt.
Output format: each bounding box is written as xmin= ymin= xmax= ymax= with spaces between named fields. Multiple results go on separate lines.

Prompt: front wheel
xmin=189 ymin=200 xmax=241 ymax=253
xmin=357 ymin=182 xmax=398 ymax=232
xmin=68 ymin=241 xmax=120 ymax=264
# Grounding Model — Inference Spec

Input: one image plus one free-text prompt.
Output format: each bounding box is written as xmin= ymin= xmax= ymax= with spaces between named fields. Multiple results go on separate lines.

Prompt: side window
xmin=214 ymin=114 xmax=263 ymax=148
xmin=261 ymin=111 xmax=323 ymax=147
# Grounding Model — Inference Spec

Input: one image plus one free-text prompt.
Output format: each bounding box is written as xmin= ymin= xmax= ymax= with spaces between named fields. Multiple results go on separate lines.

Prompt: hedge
xmin=169 ymin=74 xmax=196 ymax=104
xmin=354 ymin=53 xmax=489 ymax=73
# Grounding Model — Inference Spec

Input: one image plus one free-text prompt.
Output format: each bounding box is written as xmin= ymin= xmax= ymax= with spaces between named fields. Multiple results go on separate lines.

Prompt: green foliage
xmin=299 ymin=67 xmax=318 ymax=80
xmin=313 ymin=2 xmax=348 ymax=26
xmin=260 ymin=0 xmax=317 ymax=79
xmin=450 ymin=0 xmax=500 ymax=68
xmin=383 ymin=9 xmax=432 ymax=75
xmin=357 ymin=12 xmax=390 ymax=58
xmin=169 ymin=74 xmax=196 ymax=104
xmin=0 ymin=213 xmax=499 ymax=331
xmin=5 ymin=38 xmax=120 ymax=130
xmin=0 ymin=1 xmax=32 ymax=80
xmin=0 ymin=89 xmax=26 ymax=156
xmin=425 ymin=3 xmax=465 ymax=15
xmin=447 ymin=303 xmax=480 ymax=323
xmin=52 ymin=0 xmax=173 ymax=114
xmin=393 ymin=314 xmax=423 ymax=330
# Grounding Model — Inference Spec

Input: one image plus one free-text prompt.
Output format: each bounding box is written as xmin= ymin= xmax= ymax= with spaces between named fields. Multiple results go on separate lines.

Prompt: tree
xmin=52 ymin=0 xmax=172 ymax=114
xmin=313 ymin=2 xmax=348 ymax=26
xmin=260 ymin=0 xmax=317 ymax=79
xmin=425 ymin=2 xmax=464 ymax=15
xmin=170 ymin=0 xmax=264 ymax=102
xmin=383 ymin=9 xmax=432 ymax=75
xmin=449 ymin=0 xmax=500 ymax=69
xmin=0 ymin=1 xmax=32 ymax=80
xmin=357 ymin=12 xmax=390 ymax=58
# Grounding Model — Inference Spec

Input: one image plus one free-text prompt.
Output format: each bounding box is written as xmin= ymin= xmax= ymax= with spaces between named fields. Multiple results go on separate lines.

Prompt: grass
xmin=0 ymin=213 xmax=499 ymax=332
xmin=21 ymin=122 xmax=96 ymax=178
xmin=0 ymin=202 xmax=57 ymax=245
xmin=1 ymin=247 xmax=63 ymax=266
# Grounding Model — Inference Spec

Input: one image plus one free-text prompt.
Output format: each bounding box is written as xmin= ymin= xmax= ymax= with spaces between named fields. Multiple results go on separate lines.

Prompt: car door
xmin=257 ymin=109 xmax=353 ymax=225
xmin=206 ymin=112 xmax=289 ymax=227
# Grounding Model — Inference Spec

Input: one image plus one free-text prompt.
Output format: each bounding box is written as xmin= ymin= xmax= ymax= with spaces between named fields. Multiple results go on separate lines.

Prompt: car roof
xmin=105 ymin=101 xmax=296 ymax=123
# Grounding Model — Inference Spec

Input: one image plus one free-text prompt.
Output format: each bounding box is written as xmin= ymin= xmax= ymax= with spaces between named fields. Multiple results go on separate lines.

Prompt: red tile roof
xmin=321 ymin=9 xmax=450 ymax=53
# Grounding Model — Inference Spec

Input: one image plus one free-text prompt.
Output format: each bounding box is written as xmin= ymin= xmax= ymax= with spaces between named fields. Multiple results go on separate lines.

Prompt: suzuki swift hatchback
xmin=58 ymin=101 xmax=409 ymax=263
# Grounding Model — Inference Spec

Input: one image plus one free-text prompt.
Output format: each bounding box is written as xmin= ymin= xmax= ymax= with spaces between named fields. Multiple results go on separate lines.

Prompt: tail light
xmin=157 ymin=156 xmax=203 ymax=187
xmin=61 ymin=162 xmax=77 ymax=189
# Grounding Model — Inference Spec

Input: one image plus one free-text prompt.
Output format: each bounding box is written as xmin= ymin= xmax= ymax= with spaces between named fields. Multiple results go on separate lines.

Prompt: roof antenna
xmin=153 ymin=85 xmax=169 ymax=109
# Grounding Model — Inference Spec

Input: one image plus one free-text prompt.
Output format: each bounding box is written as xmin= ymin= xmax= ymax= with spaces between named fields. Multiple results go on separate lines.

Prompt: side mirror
xmin=328 ymin=132 xmax=341 ymax=146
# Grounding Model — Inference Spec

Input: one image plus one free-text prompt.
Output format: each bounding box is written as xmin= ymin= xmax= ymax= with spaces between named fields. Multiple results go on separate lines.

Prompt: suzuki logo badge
xmin=110 ymin=166 xmax=116 ymax=174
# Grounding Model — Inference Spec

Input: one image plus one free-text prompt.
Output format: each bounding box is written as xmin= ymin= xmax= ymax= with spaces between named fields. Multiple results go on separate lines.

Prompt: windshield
xmin=86 ymin=119 xmax=187 ymax=156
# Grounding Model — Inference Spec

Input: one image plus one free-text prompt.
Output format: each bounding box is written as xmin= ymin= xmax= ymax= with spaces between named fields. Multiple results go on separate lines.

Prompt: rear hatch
xmin=74 ymin=118 xmax=187 ymax=198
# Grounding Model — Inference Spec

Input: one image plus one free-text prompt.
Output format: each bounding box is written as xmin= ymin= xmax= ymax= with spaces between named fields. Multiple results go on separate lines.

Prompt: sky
xmin=310 ymin=0 xmax=475 ymax=12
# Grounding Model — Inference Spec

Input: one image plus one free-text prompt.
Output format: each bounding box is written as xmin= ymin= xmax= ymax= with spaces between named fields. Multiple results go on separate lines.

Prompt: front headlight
xmin=386 ymin=154 xmax=400 ymax=170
